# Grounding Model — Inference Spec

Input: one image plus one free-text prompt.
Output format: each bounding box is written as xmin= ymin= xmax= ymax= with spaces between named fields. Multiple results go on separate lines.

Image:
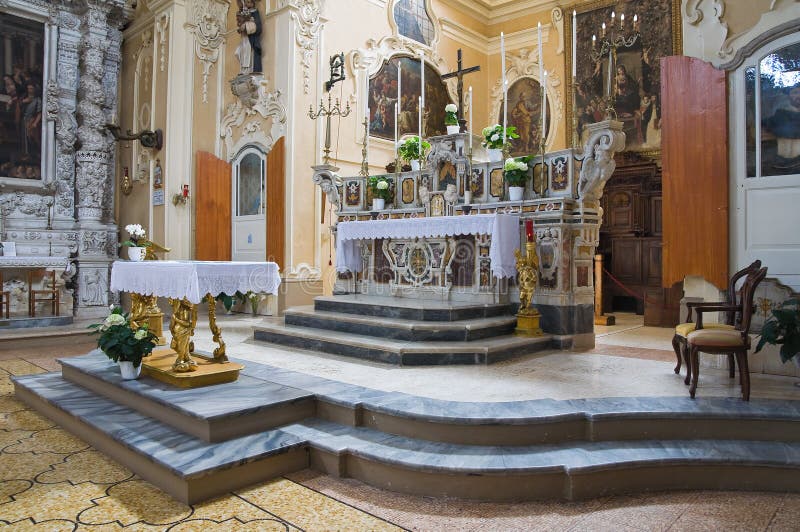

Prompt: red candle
xmin=525 ymin=219 xmax=534 ymax=242
xmin=182 ymin=184 xmax=189 ymax=198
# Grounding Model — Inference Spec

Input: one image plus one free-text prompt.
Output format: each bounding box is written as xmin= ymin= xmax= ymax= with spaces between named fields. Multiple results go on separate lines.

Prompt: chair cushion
xmin=675 ymin=322 xmax=734 ymax=337
xmin=687 ymin=329 xmax=745 ymax=347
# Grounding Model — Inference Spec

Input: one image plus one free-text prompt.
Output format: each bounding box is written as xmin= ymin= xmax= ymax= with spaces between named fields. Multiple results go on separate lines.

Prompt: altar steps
xmin=254 ymin=295 xmax=553 ymax=365
xmin=13 ymin=352 xmax=800 ymax=504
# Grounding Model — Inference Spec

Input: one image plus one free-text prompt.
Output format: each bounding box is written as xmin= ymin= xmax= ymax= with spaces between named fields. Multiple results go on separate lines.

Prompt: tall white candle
xmin=607 ymin=51 xmax=612 ymax=98
xmin=542 ymin=71 xmax=547 ymax=146
xmin=538 ymin=22 xmax=544 ymax=88
xmin=419 ymin=51 xmax=425 ymax=137
xmin=572 ymin=10 xmax=577 ymax=79
xmin=468 ymin=85 xmax=473 ymax=153
xmin=501 ymin=31 xmax=507 ymax=148
xmin=394 ymin=102 xmax=399 ymax=158
xmin=418 ymin=96 xmax=422 ymax=147
xmin=366 ymin=107 xmax=370 ymax=156
xmin=397 ymin=62 xmax=402 ymax=133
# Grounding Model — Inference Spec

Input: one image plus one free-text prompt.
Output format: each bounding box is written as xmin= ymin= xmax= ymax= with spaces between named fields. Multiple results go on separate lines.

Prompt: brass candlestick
xmin=515 ymin=240 xmax=543 ymax=336
xmin=308 ymin=93 xmax=351 ymax=165
xmin=360 ymin=117 xmax=369 ymax=177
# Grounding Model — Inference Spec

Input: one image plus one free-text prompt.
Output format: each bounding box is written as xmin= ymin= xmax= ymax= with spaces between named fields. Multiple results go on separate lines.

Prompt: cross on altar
xmin=441 ymin=49 xmax=480 ymax=123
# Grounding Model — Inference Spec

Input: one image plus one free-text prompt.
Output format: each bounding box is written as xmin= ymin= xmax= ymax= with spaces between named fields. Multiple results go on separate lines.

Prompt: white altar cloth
xmin=0 ymin=256 xmax=70 ymax=269
xmin=336 ymin=213 xmax=519 ymax=278
xmin=110 ymin=261 xmax=281 ymax=304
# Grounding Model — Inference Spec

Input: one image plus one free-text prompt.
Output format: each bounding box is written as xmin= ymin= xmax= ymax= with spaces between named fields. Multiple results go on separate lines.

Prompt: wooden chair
xmin=0 ymin=272 xmax=9 ymax=319
xmin=28 ymin=270 xmax=59 ymax=318
xmin=671 ymin=260 xmax=761 ymax=384
xmin=686 ymin=266 xmax=768 ymax=401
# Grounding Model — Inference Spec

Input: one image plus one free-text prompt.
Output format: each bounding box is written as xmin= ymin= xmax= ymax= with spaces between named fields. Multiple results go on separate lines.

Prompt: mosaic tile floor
xmin=1 ymin=352 xmax=798 ymax=530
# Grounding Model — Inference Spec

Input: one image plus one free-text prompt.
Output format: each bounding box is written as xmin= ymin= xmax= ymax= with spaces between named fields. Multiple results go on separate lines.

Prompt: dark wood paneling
xmin=266 ymin=137 xmax=285 ymax=269
xmin=661 ymin=56 xmax=728 ymax=290
xmin=612 ymin=239 xmax=642 ymax=284
xmin=195 ymin=151 xmax=231 ymax=261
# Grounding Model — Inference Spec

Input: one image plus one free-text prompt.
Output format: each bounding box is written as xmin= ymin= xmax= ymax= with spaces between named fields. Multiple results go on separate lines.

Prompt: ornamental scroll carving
xmin=312 ymin=165 xmax=342 ymax=216
xmin=577 ymin=121 xmax=625 ymax=203
xmin=290 ymin=0 xmax=322 ymax=95
xmin=220 ymin=81 xmax=287 ymax=157
xmin=189 ymin=0 xmax=229 ymax=103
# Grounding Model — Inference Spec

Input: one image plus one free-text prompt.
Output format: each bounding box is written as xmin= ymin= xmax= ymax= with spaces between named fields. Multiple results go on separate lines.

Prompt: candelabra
xmin=308 ymin=93 xmax=351 ymax=165
xmin=359 ymin=117 xmax=369 ymax=177
xmin=589 ymin=11 xmax=640 ymax=120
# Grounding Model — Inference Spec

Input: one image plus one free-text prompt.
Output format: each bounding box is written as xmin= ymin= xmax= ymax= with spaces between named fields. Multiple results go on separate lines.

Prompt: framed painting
xmin=500 ymin=77 xmax=551 ymax=157
xmin=392 ymin=0 xmax=435 ymax=46
xmin=368 ymin=55 xmax=452 ymax=141
xmin=0 ymin=13 xmax=45 ymax=180
xmin=566 ymin=0 xmax=681 ymax=156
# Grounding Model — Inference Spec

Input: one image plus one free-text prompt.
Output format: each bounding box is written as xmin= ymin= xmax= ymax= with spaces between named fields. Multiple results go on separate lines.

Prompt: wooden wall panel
xmin=266 ymin=137 xmax=285 ymax=269
xmin=195 ymin=151 xmax=231 ymax=261
xmin=661 ymin=56 xmax=728 ymax=290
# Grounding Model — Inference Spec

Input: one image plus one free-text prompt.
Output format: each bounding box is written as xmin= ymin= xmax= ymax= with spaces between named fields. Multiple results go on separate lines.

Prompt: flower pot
xmin=372 ymin=198 xmax=385 ymax=211
xmin=508 ymin=186 xmax=524 ymax=201
xmin=488 ymin=148 xmax=503 ymax=162
xmin=410 ymin=160 xmax=421 ymax=171
xmin=119 ymin=360 xmax=142 ymax=380
xmin=127 ymin=246 xmax=146 ymax=262
xmin=446 ymin=125 xmax=460 ymax=135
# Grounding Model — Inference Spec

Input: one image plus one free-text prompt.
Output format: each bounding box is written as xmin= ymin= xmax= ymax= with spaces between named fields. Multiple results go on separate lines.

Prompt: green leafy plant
xmin=398 ymin=136 xmax=431 ymax=163
xmin=503 ymin=157 xmax=529 ymax=187
xmin=89 ymin=307 xmax=158 ymax=367
xmin=216 ymin=291 xmax=248 ymax=312
xmin=755 ymin=298 xmax=800 ymax=364
xmin=481 ymin=124 xmax=519 ymax=150
xmin=368 ymin=175 xmax=393 ymax=201
xmin=444 ymin=103 xmax=458 ymax=126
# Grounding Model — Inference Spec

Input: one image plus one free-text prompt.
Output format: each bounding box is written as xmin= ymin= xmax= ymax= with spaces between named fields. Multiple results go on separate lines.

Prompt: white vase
xmin=508 ymin=186 xmax=524 ymax=201
xmin=127 ymin=246 xmax=146 ymax=262
xmin=119 ymin=360 xmax=142 ymax=380
xmin=372 ymin=198 xmax=385 ymax=211
xmin=410 ymin=160 xmax=421 ymax=171
xmin=488 ymin=148 xmax=503 ymax=162
xmin=446 ymin=125 xmax=460 ymax=135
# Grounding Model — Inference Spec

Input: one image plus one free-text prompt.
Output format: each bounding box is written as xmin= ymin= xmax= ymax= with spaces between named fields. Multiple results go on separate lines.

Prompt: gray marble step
xmin=59 ymin=351 xmax=316 ymax=442
xmin=12 ymin=372 xmax=309 ymax=505
xmin=15 ymin=371 xmax=800 ymax=503
xmin=284 ymin=306 xmax=518 ymax=341
xmin=252 ymin=320 xmax=553 ymax=365
xmin=314 ymin=295 xmax=517 ymax=321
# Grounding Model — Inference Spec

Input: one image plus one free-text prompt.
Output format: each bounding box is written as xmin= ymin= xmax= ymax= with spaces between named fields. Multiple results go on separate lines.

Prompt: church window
xmin=746 ymin=41 xmax=800 ymax=178
xmin=235 ymin=150 xmax=265 ymax=216
xmin=393 ymin=0 xmax=435 ymax=46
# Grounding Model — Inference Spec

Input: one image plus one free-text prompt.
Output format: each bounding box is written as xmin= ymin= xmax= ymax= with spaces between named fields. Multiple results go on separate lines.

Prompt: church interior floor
xmin=2 ymin=313 xmax=799 ymax=529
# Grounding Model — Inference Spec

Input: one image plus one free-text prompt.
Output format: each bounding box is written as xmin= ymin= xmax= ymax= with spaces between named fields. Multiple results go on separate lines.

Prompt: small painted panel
xmin=401 ymin=177 xmax=415 ymax=204
xmin=550 ymin=157 xmax=569 ymax=191
xmin=576 ymin=265 xmax=590 ymax=288
xmin=490 ymin=168 xmax=504 ymax=198
xmin=470 ymin=168 xmax=485 ymax=197
xmin=345 ymin=180 xmax=362 ymax=206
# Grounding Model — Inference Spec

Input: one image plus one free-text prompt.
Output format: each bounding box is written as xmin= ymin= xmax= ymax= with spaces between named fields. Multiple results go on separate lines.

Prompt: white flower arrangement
xmin=444 ymin=103 xmax=458 ymax=126
xmin=376 ymin=180 xmax=389 ymax=190
xmin=503 ymin=157 xmax=530 ymax=187
xmin=445 ymin=103 xmax=457 ymax=113
xmin=481 ymin=124 xmax=519 ymax=149
xmin=122 ymin=224 xmax=149 ymax=247
xmin=504 ymin=158 xmax=528 ymax=172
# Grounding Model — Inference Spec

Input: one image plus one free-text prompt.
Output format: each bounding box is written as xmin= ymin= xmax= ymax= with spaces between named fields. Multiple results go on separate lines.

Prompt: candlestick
xmin=592 ymin=34 xmax=596 ymax=49
xmin=542 ymin=71 xmax=547 ymax=144
xmin=572 ymin=10 xmax=577 ymax=79
xmin=501 ymin=31 xmax=507 ymax=149
xmin=394 ymin=102 xmax=399 ymax=158
xmin=525 ymin=219 xmax=534 ymax=242
xmin=468 ymin=85 xmax=473 ymax=154
xmin=397 ymin=62 xmax=402 ymax=134
xmin=601 ymin=21 xmax=606 ymax=37
xmin=420 ymin=51 xmax=425 ymax=137
xmin=611 ymin=11 xmax=615 ymax=27
xmin=607 ymin=50 xmax=612 ymax=99
xmin=366 ymin=107 xmax=370 ymax=155
xmin=365 ymin=74 xmax=370 ymax=120
xmin=620 ymin=13 xmax=625 ymax=28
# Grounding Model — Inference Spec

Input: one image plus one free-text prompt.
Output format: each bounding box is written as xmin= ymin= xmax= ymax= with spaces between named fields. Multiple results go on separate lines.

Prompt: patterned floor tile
xmin=76 ymin=479 xmax=194 ymax=527
xmin=35 ymin=450 xmax=133 ymax=485
xmin=5 ymin=428 xmax=90 ymax=454
xmin=0 ymin=481 xmax=105 ymax=525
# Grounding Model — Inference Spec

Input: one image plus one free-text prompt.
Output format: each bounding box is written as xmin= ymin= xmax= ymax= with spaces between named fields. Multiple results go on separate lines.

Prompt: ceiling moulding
xmin=439 ymin=0 xmax=560 ymax=26
xmin=487 ymin=24 xmax=550 ymax=54
xmin=440 ymin=17 xmax=489 ymax=52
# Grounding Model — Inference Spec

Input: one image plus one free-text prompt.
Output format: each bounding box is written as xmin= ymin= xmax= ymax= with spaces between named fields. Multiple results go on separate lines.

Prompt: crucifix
xmin=441 ymin=49 xmax=481 ymax=127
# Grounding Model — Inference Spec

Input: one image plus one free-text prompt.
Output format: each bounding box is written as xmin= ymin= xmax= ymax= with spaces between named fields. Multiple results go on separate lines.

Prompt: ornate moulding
xmin=220 ymin=79 xmax=288 ymax=158
xmin=489 ymin=47 xmax=563 ymax=152
xmin=187 ymin=0 xmax=229 ymax=103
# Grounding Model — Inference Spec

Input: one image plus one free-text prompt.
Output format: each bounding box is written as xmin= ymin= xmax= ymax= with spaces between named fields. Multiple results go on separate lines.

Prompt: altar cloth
xmin=336 ymin=213 xmax=519 ymax=278
xmin=111 ymin=261 xmax=281 ymax=304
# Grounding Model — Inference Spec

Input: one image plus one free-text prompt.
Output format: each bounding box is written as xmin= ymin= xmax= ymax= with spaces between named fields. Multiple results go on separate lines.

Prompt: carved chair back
xmin=737 ymin=267 xmax=768 ymax=342
xmin=725 ymin=259 xmax=761 ymax=326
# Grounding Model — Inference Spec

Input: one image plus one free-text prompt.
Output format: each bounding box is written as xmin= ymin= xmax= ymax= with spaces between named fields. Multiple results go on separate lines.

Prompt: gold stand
xmin=130 ymin=293 xmax=167 ymax=346
xmin=142 ymin=350 xmax=243 ymax=389
xmin=515 ymin=240 xmax=543 ymax=336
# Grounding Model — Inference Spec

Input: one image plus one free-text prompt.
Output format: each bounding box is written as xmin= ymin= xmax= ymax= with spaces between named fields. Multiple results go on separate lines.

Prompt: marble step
xmin=12 ymin=372 xmax=309 ymax=505
xmin=252 ymin=320 xmax=553 ymax=365
xmin=284 ymin=306 xmax=518 ymax=341
xmin=284 ymin=418 xmax=800 ymax=501
xmin=59 ymin=351 xmax=316 ymax=443
xmin=314 ymin=294 xmax=517 ymax=322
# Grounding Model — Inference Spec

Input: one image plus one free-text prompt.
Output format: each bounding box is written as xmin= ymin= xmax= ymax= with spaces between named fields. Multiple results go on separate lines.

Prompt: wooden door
xmin=195 ymin=151 xmax=231 ymax=261
xmin=266 ymin=137 xmax=285 ymax=269
xmin=661 ymin=56 xmax=728 ymax=290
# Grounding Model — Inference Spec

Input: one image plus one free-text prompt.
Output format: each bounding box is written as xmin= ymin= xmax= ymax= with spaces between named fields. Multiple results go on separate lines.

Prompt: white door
xmin=232 ymin=148 xmax=266 ymax=262
xmin=731 ymin=33 xmax=800 ymax=292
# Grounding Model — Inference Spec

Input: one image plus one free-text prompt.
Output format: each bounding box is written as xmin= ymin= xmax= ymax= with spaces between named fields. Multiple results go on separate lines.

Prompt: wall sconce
xmin=172 ymin=184 xmax=189 ymax=205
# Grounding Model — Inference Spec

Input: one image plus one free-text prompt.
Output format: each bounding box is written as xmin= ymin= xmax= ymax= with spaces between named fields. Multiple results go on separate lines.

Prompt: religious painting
xmin=345 ymin=180 xmax=362 ymax=206
xmin=368 ymin=55 xmax=452 ymax=141
xmin=470 ymin=168 xmax=484 ymax=197
xmin=401 ymin=177 xmax=415 ymax=204
xmin=569 ymin=0 xmax=680 ymax=154
xmin=430 ymin=193 xmax=445 ymax=217
xmin=0 ymin=13 xmax=45 ymax=180
xmin=500 ymin=78 xmax=550 ymax=157
xmin=438 ymin=161 xmax=456 ymax=191
xmin=747 ymin=41 xmax=800 ymax=177
xmin=489 ymin=168 xmax=504 ymax=198
xmin=393 ymin=0 xmax=435 ymax=46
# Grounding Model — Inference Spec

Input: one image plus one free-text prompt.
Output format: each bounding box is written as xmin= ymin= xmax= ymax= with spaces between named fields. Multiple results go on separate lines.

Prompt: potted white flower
xmin=90 ymin=306 xmax=159 ymax=379
xmin=503 ymin=157 xmax=529 ymax=201
xmin=122 ymin=224 xmax=150 ymax=262
xmin=445 ymin=103 xmax=459 ymax=135
xmin=368 ymin=175 xmax=392 ymax=210
xmin=482 ymin=124 xmax=519 ymax=162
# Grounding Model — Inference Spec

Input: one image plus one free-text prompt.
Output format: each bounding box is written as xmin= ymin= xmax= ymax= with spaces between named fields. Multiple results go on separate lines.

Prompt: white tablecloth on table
xmin=0 ymin=256 xmax=70 ymax=269
xmin=110 ymin=261 xmax=281 ymax=304
xmin=336 ymin=213 xmax=519 ymax=279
